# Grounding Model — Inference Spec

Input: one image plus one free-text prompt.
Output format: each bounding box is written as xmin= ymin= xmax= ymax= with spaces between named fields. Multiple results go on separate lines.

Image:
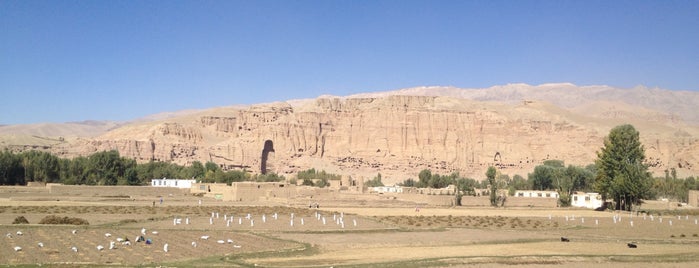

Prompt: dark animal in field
xmin=561 ymin=237 xmax=570 ymax=242
xmin=627 ymin=243 xmax=638 ymax=248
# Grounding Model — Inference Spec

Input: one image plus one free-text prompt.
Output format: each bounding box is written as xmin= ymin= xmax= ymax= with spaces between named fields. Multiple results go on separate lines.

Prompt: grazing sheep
xmin=71 ymin=246 xmax=78 ymax=252
xmin=217 ymin=240 xmax=225 ymax=244
xmin=233 ymin=245 xmax=241 ymax=248
xmin=38 ymin=242 xmax=44 ymax=248
xmin=71 ymin=230 xmax=77 ymax=235
xmin=191 ymin=242 xmax=197 ymax=248
xmin=561 ymin=237 xmax=570 ymax=242
xmin=227 ymin=239 xmax=234 ymax=244
xmin=122 ymin=241 xmax=131 ymax=246
xmin=163 ymin=243 xmax=169 ymax=252
xmin=141 ymin=228 xmax=146 ymax=235
xmin=628 ymin=242 xmax=638 ymax=248
xmin=97 ymin=245 xmax=104 ymax=251
xmin=152 ymin=231 xmax=159 ymax=235
xmin=200 ymin=235 xmax=210 ymax=240
xmin=109 ymin=241 xmax=116 ymax=250
xmin=14 ymin=246 xmax=22 ymax=252
xmin=105 ymin=233 xmax=112 ymax=237
xmin=16 ymin=231 xmax=23 ymax=236
xmin=6 ymin=233 xmax=12 ymax=238
xmin=116 ymin=237 xmax=124 ymax=242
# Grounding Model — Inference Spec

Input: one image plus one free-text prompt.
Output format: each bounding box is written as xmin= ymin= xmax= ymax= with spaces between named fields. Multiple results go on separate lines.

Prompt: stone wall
xmin=503 ymin=197 xmax=558 ymax=208
xmin=458 ymin=196 xmax=558 ymax=207
xmin=47 ymin=184 xmax=188 ymax=197
xmin=689 ymin=190 xmax=699 ymax=207
xmin=397 ymin=193 xmax=457 ymax=206
xmin=192 ymin=182 xmax=296 ymax=201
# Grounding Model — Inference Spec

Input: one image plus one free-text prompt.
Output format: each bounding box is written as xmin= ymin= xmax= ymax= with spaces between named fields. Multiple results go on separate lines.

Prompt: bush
xmin=12 ymin=216 xmax=29 ymax=224
xmin=38 ymin=215 xmax=89 ymax=225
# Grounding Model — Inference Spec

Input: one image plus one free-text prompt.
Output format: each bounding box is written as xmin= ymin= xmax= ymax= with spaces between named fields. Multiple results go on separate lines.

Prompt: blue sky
xmin=1 ymin=0 xmax=698 ymax=124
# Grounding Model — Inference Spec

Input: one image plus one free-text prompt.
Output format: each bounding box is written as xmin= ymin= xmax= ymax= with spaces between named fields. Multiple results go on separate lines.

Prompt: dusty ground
xmin=1 ymin=187 xmax=699 ymax=267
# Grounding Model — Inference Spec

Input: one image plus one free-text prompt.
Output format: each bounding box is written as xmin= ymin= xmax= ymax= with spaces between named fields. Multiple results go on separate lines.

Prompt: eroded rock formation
xmin=44 ymin=93 xmax=699 ymax=182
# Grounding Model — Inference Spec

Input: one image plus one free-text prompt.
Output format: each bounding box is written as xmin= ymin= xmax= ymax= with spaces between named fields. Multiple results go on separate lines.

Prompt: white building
xmin=370 ymin=185 xmax=404 ymax=194
xmin=514 ymin=190 xmax=559 ymax=198
xmin=151 ymin=178 xmax=196 ymax=189
xmin=571 ymin=192 xmax=603 ymax=209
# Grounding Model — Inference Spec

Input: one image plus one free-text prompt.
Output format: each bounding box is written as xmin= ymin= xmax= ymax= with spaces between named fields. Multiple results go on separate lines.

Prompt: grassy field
xmin=1 ymin=187 xmax=699 ymax=267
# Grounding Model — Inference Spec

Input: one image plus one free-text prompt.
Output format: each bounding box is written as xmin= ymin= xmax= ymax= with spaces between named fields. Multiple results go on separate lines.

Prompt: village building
xmin=689 ymin=190 xmax=699 ymax=207
xmin=571 ymin=192 xmax=603 ymax=209
xmin=514 ymin=190 xmax=559 ymax=199
xmin=369 ymin=185 xmax=403 ymax=194
xmin=150 ymin=178 xmax=196 ymax=189
xmin=191 ymin=181 xmax=296 ymax=201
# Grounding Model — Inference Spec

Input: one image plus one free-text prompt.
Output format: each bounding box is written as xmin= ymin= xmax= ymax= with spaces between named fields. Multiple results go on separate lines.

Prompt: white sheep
xmin=116 ymin=237 xmax=124 ymax=242
xmin=38 ymin=242 xmax=44 ymax=248
xmin=233 ymin=245 xmax=241 ymax=248
xmin=97 ymin=245 xmax=104 ymax=251
xmin=16 ymin=231 xmax=23 ymax=236
xmin=141 ymin=228 xmax=146 ymax=235
xmin=227 ymin=239 xmax=234 ymax=244
xmin=71 ymin=246 xmax=78 ymax=252
xmin=122 ymin=241 xmax=131 ymax=246
xmin=105 ymin=233 xmax=112 ymax=237
xmin=6 ymin=233 xmax=12 ymax=238
xmin=200 ymin=235 xmax=210 ymax=240
xmin=152 ymin=231 xmax=159 ymax=235
xmin=72 ymin=229 xmax=77 ymax=235
xmin=14 ymin=246 xmax=22 ymax=252
xmin=217 ymin=240 xmax=225 ymax=244
xmin=191 ymin=241 xmax=197 ymax=247
xmin=163 ymin=243 xmax=169 ymax=252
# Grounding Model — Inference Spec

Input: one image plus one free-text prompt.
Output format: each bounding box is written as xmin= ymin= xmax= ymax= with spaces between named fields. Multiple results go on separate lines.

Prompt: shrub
xmin=38 ymin=215 xmax=89 ymax=225
xmin=12 ymin=216 xmax=29 ymax=224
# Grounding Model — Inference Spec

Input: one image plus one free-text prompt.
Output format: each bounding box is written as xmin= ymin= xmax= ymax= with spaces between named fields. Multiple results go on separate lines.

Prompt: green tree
xmin=399 ymin=178 xmax=417 ymax=187
xmin=486 ymin=166 xmax=497 ymax=206
xmin=418 ymin=169 xmax=431 ymax=188
xmin=528 ymin=164 xmax=558 ymax=190
xmin=187 ymin=161 xmax=205 ymax=179
xmin=205 ymin=161 xmax=220 ymax=173
xmin=508 ymin=174 xmax=528 ymax=196
xmin=0 ymin=150 xmax=24 ymax=185
xmin=365 ymin=173 xmax=385 ymax=187
xmin=595 ymin=124 xmax=652 ymax=211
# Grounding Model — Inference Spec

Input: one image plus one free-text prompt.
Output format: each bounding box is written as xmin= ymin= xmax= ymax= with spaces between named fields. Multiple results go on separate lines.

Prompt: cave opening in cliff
xmin=261 ymin=140 xmax=275 ymax=174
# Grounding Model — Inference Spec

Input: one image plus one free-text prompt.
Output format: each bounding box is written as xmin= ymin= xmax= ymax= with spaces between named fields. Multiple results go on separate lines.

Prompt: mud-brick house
xmin=191 ymin=181 xmax=296 ymax=202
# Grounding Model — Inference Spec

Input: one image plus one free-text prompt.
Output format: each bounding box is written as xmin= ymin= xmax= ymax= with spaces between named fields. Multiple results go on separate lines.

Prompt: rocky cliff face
xmin=45 ymin=92 xmax=699 ymax=182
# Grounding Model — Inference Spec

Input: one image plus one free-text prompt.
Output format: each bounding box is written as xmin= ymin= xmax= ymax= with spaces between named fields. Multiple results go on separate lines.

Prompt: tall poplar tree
xmin=595 ymin=124 xmax=652 ymax=211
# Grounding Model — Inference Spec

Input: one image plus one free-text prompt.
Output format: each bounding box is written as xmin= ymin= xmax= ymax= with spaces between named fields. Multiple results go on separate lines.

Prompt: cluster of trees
xmin=364 ymin=173 xmax=385 ymax=187
xmin=526 ymin=160 xmax=596 ymax=206
xmin=0 ymin=150 xmax=284 ymax=186
xmin=296 ymin=168 xmax=340 ymax=187
xmin=652 ymin=168 xmax=698 ymax=203
xmin=399 ymin=125 xmax=698 ymax=210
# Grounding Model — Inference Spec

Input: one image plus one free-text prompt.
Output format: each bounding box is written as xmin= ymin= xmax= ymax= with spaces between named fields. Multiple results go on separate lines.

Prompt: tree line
xmin=398 ymin=125 xmax=698 ymax=210
xmin=0 ymin=150 xmax=284 ymax=186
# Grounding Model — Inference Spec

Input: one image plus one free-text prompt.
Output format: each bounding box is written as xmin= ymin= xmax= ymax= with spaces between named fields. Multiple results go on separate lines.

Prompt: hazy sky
xmin=2 ymin=0 xmax=698 ymax=124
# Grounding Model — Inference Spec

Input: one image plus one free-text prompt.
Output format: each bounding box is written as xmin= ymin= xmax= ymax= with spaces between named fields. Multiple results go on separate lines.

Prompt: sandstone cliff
xmin=3 ymin=84 xmax=699 ymax=183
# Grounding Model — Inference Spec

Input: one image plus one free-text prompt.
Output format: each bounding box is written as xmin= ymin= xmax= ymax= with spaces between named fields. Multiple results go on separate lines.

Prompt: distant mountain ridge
xmin=349 ymin=83 xmax=699 ymax=125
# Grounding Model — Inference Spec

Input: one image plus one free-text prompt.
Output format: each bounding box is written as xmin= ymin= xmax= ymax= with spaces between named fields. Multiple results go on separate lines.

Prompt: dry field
xmin=2 ymin=187 xmax=699 ymax=267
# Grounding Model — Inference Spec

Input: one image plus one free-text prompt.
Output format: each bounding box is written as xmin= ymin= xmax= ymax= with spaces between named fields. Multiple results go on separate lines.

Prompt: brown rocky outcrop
xmin=3 ymin=85 xmax=699 ymax=183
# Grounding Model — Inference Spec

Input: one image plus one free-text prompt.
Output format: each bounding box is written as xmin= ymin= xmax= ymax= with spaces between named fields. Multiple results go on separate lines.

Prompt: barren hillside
xmin=2 ymin=84 xmax=698 ymax=183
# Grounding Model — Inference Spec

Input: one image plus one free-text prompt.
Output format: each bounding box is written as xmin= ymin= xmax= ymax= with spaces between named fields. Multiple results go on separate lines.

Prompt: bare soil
xmin=2 ymin=187 xmax=699 ymax=267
